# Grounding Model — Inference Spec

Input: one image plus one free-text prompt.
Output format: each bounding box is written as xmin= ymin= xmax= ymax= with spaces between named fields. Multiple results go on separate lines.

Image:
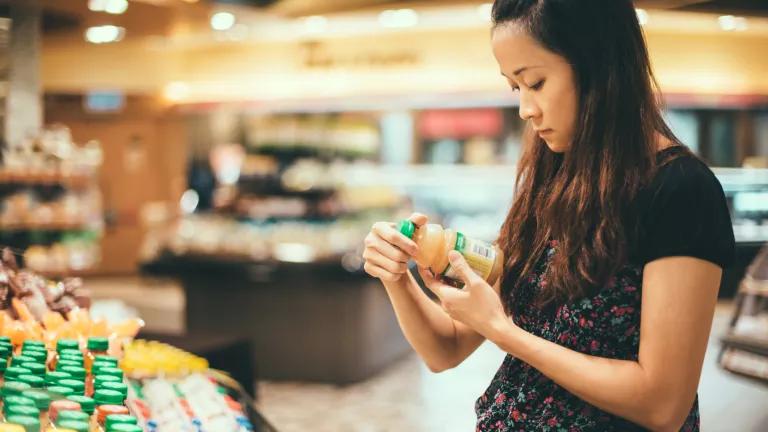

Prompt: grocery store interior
xmin=0 ymin=0 xmax=766 ymax=431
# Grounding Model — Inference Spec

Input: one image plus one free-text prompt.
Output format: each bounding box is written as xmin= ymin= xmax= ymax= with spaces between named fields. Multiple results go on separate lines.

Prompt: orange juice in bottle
xmin=398 ymin=220 xmax=504 ymax=287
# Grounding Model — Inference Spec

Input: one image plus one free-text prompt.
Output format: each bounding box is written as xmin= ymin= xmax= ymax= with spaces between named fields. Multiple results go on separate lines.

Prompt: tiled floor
xmin=87 ymin=277 xmax=768 ymax=432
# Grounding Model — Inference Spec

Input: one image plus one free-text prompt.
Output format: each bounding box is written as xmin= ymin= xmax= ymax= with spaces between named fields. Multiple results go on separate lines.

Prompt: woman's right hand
xmin=363 ymin=213 xmax=428 ymax=282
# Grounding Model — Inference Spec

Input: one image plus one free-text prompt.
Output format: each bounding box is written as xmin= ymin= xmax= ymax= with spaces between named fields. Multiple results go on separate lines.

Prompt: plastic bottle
xmin=0 ymin=353 xmax=7 ymax=388
xmin=58 ymin=380 xmax=85 ymax=397
xmin=5 ymin=405 xmax=40 ymax=424
xmin=4 ymin=415 xmax=39 ymax=432
xmin=48 ymin=400 xmax=81 ymax=425
xmin=44 ymin=371 xmax=71 ymax=388
xmin=54 ymin=420 xmax=88 ymax=432
xmin=16 ymin=376 xmax=43 ymax=390
xmin=108 ymin=425 xmax=141 ymax=432
xmin=17 ymin=364 xmax=44 ymax=379
xmin=21 ymin=391 xmax=50 ymax=430
xmin=94 ymin=405 xmax=128 ymax=431
xmin=4 ymin=367 xmax=32 ymax=384
xmin=103 ymin=414 xmax=137 ymax=431
xmin=398 ymin=220 xmax=504 ymax=286
xmin=51 ymin=340 xmax=80 ymax=372
xmin=84 ymin=340 xmax=108 ymax=375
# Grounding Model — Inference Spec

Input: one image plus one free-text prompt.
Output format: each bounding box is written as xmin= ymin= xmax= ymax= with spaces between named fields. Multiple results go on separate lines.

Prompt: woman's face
xmin=491 ymin=24 xmax=578 ymax=153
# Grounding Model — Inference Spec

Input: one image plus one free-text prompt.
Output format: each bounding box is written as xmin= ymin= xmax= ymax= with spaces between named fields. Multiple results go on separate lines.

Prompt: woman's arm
xmin=487 ymin=256 xmax=720 ymax=431
xmin=382 ymin=270 xmax=489 ymax=372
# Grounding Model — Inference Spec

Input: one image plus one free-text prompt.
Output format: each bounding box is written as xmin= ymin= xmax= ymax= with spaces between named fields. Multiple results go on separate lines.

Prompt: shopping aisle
xmin=254 ymin=301 xmax=768 ymax=432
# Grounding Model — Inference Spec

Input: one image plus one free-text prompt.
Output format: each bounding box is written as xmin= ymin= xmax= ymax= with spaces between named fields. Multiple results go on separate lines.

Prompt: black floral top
xmin=475 ymin=147 xmax=736 ymax=431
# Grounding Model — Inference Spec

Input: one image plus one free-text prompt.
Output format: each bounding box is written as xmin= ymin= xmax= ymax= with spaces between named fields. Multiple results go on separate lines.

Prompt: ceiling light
xmin=478 ymin=3 xmax=493 ymax=22
xmin=164 ymin=81 xmax=190 ymax=102
xmin=379 ymin=9 xmax=418 ymax=29
xmin=88 ymin=0 xmax=128 ymax=15
xmin=84 ymin=25 xmax=125 ymax=44
xmin=635 ymin=9 xmax=648 ymax=26
xmin=718 ymin=15 xmax=748 ymax=31
xmin=211 ymin=12 xmax=236 ymax=31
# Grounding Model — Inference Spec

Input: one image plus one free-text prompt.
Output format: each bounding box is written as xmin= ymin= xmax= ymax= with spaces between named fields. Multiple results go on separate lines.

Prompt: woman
xmin=362 ymin=0 xmax=735 ymax=431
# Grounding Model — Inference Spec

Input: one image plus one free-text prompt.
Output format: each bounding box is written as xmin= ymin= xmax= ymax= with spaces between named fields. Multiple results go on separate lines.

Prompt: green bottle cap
xmin=0 ymin=345 xmax=10 ymax=358
xmin=101 ymin=382 xmax=128 ymax=398
xmin=19 ymin=362 xmax=45 ymax=377
xmin=93 ymin=389 xmax=123 ymax=405
xmin=87 ymin=338 xmax=109 ymax=351
xmin=2 ymin=381 xmax=32 ymax=397
xmin=59 ymin=349 xmax=83 ymax=358
xmin=109 ymin=425 xmax=142 ymax=432
xmin=0 ymin=356 xmax=7 ymax=372
xmin=17 ymin=374 xmax=44 ymax=388
xmin=21 ymin=390 xmax=51 ymax=410
xmin=95 ymin=366 xmax=123 ymax=380
xmin=19 ymin=350 xmax=46 ymax=363
xmin=92 ymin=360 xmax=117 ymax=372
xmin=55 ymin=420 xmax=88 ymax=432
xmin=94 ymin=375 xmax=121 ymax=389
xmin=3 ymin=395 xmax=36 ymax=409
xmin=21 ymin=340 xmax=45 ymax=350
xmin=0 ymin=336 xmax=11 ymax=344
xmin=5 ymin=366 xmax=32 ymax=380
xmin=5 ymin=404 xmax=39 ymax=418
xmin=46 ymin=385 xmax=75 ymax=398
xmin=59 ymin=355 xmax=83 ymax=365
xmin=94 ymin=355 xmax=118 ymax=366
xmin=45 ymin=371 xmax=72 ymax=386
xmin=398 ymin=219 xmax=416 ymax=239
xmin=104 ymin=414 xmax=138 ymax=429
xmin=56 ymin=339 xmax=79 ymax=353
xmin=5 ymin=415 xmax=40 ymax=432
xmin=56 ymin=360 xmax=82 ymax=370
xmin=58 ymin=379 xmax=85 ymax=395
xmin=58 ymin=366 xmax=86 ymax=380
xmin=11 ymin=356 xmax=37 ymax=367
xmin=66 ymin=395 xmax=95 ymax=415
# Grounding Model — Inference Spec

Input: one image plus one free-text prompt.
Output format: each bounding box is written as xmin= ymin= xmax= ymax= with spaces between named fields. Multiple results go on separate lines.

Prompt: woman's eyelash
xmin=510 ymin=81 xmax=544 ymax=92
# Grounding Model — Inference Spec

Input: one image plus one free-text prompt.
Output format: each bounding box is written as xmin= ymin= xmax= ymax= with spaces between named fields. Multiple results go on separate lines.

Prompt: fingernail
xmin=449 ymin=251 xmax=460 ymax=262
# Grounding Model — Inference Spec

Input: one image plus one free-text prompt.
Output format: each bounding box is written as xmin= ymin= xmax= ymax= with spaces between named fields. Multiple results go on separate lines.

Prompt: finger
xmin=446 ymin=250 xmax=483 ymax=287
xmin=363 ymin=250 xmax=408 ymax=275
xmin=417 ymin=266 xmax=444 ymax=300
xmin=408 ymin=212 xmax=428 ymax=227
xmin=369 ymin=236 xmax=411 ymax=263
xmin=363 ymin=262 xmax=401 ymax=282
xmin=373 ymin=222 xmax=418 ymax=256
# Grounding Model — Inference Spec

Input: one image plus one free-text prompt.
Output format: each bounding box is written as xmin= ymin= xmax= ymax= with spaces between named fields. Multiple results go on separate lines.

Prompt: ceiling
xmin=0 ymin=0 xmax=766 ymax=38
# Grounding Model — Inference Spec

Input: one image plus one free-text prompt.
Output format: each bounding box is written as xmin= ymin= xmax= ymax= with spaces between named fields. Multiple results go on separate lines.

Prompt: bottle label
xmin=441 ymin=232 xmax=496 ymax=283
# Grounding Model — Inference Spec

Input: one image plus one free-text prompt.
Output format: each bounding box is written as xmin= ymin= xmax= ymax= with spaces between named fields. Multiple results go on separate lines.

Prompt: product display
xmin=0 ymin=124 xmax=104 ymax=276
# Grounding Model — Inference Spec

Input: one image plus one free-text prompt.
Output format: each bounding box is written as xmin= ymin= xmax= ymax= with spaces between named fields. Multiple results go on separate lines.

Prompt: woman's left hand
xmin=418 ymin=250 xmax=513 ymax=340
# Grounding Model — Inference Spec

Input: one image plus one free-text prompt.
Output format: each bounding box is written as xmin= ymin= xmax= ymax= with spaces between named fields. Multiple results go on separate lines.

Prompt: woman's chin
xmin=544 ymin=139 xmax=567 ymax=153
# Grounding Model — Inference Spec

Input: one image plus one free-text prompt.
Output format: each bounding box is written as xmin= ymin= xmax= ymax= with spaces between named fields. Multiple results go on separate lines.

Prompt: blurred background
xmin=0 ymin=0 xmax=767 ymax=430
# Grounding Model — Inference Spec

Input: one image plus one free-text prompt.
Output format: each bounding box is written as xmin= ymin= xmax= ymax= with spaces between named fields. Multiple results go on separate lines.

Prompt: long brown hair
xmin=493 ymin=0 xmax=683 ymax=309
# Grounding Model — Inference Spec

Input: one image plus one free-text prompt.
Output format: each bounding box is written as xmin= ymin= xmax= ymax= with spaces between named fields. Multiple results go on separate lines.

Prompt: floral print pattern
xmin=475 ymin=241 xmax=699 ymax=431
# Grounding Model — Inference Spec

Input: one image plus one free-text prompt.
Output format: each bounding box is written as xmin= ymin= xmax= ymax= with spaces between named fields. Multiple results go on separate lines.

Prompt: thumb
xmin=446 ymin=250 xmax=482 ymax=287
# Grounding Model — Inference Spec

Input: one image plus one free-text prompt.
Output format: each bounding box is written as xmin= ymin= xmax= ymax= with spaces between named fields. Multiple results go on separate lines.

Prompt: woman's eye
xmin=530 ymin=80 xmax=545 ymax=90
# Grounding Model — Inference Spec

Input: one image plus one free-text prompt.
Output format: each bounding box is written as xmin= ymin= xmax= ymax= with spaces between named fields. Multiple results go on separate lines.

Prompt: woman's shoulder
xmin=644 ymin=145 xmax=722 ymax=201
